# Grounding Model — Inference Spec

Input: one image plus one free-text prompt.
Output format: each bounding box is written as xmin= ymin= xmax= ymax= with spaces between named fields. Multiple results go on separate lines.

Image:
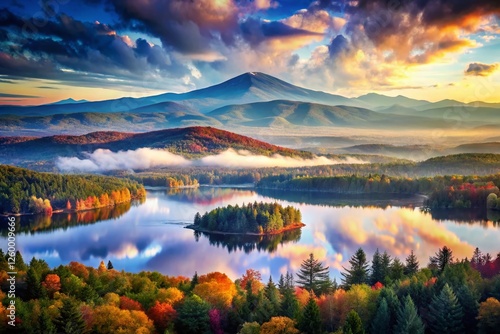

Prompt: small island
xmin=187 ymin=201 xmax=304 ymax=235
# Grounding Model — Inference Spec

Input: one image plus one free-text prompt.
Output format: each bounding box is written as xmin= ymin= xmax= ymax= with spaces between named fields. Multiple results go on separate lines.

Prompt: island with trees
xmin=187 ymin=201 xmax=304 ymax=235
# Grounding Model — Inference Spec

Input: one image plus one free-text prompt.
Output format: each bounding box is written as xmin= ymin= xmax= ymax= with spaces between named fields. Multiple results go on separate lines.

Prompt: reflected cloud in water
xmin=1 ymin=188 xmax=499 ymax=280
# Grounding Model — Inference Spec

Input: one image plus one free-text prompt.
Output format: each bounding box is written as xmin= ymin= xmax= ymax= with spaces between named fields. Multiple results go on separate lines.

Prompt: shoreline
xmin=185 ymin=222 xmax=305 ymax=236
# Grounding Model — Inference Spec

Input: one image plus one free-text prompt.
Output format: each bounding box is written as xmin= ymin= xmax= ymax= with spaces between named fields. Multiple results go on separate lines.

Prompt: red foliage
xmin=240 ymin=269 xmax=262 ymax=290
xmin=119 ymin=296 xmax=143 ymax=311
xmin=68 ymin=261 xmax=90 ymax=280
xmin=425 ymin=277 xmax=438 ymax=287
xmin=147 ymin=301 xmax=176 ymax=333
xmin=41 ymin=274 xmax=61 ymax=296
xmin=371 ymin=282 xmax=384 ymax=290
xmin=209 ymin=308 xmax=223 ymax=334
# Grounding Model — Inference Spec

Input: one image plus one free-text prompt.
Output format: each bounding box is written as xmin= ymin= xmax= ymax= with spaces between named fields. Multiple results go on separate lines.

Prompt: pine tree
xmin=390 ymin=258 xmax=405 ymax=281
xmin=404 ymin=250 xmax=419 ymax=276
xmin=54 ymin=299 xmax=87 ymax=334
xmin=427 ymin=283 xmax=464 ymax=334
xmin=297 ymin=293 xmax=322 ymax=334
xmin=343 ymin=310 xmax=365 ymax=334
xmin=39 ymin=309 xmax=57 ymax=334
xmin=429 ymin=246 xmax=453 ymax=272
xmin=296 ymin=253 xmax=331 ymax=295
xmin=378 ymin=288 xmax=401 ymax=330
xmin=190 ymin=271 xmax=199 ymax=291
xmin=107 ymin=260 xmax=114 ymax=270
xmin=175 ymin=295 xmax=211 ymax=334
xmin=371 ymin=298 xmax=390 ymax=334
xmin=26 ymin=267 xmax=42 ymax=299
xmin=455 ymin=285 xmax=479 ymax=333
xmin=381 ymin=251 xmax=392 ymax=283
xmin=265 ymin=277 xmax=281 ymax=316
xmin=370 ymin=249 xmax=384 ymax=285
xmin=393 ymin=295 xmax=425 ymax=334
xmin=280 ymin=273 xmax=299 ymax=319
xmin=15 ymin=250 xmax=27 ymax=271
xmin=341 ymin=248 xmax=369 ymax=288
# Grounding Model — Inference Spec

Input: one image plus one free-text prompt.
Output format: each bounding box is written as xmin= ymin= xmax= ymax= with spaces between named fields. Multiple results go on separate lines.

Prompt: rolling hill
xmin=0 ymin=126 xmax=314 ymax=168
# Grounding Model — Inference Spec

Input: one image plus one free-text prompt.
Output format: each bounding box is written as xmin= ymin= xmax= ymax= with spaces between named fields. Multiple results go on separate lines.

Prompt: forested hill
xmin=0 ymin=165 xmax=146 ymax=215
xmin=0 ymin=126 xmax=313 ymax=167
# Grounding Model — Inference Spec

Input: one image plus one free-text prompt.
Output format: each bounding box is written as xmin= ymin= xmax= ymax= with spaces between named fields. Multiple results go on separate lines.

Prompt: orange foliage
xmin=318 ymin=289 xmax=349 ymax=330
xmin=68 ymin=262 xmax=90 ymax=280
xmin=120 ymin=296 xmax=143 ymax=311
xmin=425 ymin=277 xmax=438 ymax=287
xmin=260 ymin=317 xmax=299 ymax=334
xmin=41 ymin=274 xmax=61 ymax=297
xmin=295 ymin=287 xmax=312 ymax=307
xmin=240 ymin=269 xmax=263 ymax=291
xmin=372 ymin=282 xmax=384 ymax=290
xmin=147 ymin=301 xmax=177 ymax=333
xmin=194 ymin=272 xmax=236 ymax=310
xmin=87 ymin=305 xmax=154 ymax=334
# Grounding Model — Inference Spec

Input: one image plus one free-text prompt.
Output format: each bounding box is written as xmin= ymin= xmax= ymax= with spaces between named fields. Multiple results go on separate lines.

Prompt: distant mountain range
xmin=0 ymin=72 xmax=498 ymax=135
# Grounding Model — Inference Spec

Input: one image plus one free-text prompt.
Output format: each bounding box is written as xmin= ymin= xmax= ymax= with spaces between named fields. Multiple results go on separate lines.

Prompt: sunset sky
xmin=1 ymin=0 xmax=499 ymax=105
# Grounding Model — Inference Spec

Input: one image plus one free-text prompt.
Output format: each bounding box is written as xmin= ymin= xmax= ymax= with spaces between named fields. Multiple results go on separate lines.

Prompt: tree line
xmin=0 ymin=165 xmax=146 ymax=214
xmin=192 ymin=201 xmax=303 ymax=234
xmin=1 ymin=246 xmax=499 ymax=333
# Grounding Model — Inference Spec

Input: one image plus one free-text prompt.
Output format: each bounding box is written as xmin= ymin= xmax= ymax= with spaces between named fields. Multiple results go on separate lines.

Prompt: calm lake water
xmin=2 ymin=187 xmax=500 ymax=280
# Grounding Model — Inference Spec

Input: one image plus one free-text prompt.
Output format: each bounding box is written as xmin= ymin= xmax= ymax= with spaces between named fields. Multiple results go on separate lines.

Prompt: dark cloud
xmin=37 ymin=85 xmax=59 ymax=89
xmin=328 ymin=34 xmax=349 ymax=58
xmin=0 ymin=92 xmax=40 ymax=98
xmin=465 ymin=62 xmax=499 ymax=76
xmin=0 ymin=8 xmax=191 ymax=90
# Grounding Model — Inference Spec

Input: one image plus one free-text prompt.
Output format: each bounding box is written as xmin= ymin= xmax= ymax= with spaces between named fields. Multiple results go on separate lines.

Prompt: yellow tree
xmin=260 ymin=317 xmax=299 ymax=334
xmin=477 ymin=297 xmax=500 ymax=334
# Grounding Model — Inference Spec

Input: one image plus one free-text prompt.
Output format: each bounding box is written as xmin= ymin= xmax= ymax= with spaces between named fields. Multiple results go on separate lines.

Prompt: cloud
xmin=56 ymin=147 xmax=367 ymax=172
xmin=465 ymin=62 xmax=499 ymax=76
xmin=0 ymin=92 xmax=40 ymax=98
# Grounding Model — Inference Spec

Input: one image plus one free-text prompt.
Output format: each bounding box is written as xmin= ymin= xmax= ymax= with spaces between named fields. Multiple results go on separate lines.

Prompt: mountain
xmin=206 ymin=100 xmax=478 ymax=129
xmin=450 ymin=142 xmax=500 ymax=154
xmin=0 ymin=126 xmax=313 ymax=169
xmin=50 ymin=98 xmax=89 ymax=105
xmin=0 ymin=72 xmax=364 ymax=116
xmin=356 ymin=93 xmax=429 ymax=109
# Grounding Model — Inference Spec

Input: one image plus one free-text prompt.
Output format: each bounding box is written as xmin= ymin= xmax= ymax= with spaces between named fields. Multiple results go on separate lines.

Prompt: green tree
xmin=265 ymin=276 xmax=281 ymax=316
xmin=15 ymin=250 xmax=27 ymax=271
xmin=370 ymin=249 xmax=384 ymax=285
xmin=54 ymin=299 xmax=87 ymax=334
xmin=371 ymin=298 xmax=390 ymax=334
xmin=429 ymin=246 xmax=453 ymax=273
xmin=341 ymin=248 xmax=369 ymax=288
xmin=175 ymin=295 xmax=211 ymax=334
xmin=393 ymin=295 xmax=424 ymax=334
xmin=107 ymin=260 xmax=114 ymax=270
xmin=404 ymin=250 xmax=419 ymax=276
xmin=390 ymin=258 xmax=405 ymax=281
xmin=343 ymin=310 xmax=365 ymax=334
xmin=455 ymin=285 xmax=479 ymax=334
xmin=26 ymin=267 xmax=42 ymax=299
xmin=487 ymin=193 xmax=497 ymax=209
xmin=296 ymin=253 xmax=331 ymax=295
xmin=38 ymin=309 xmax=57 ymax=334
xmin=427 ymin=284 xmax=463 ymax=334
xmin=238 ymin=321 xmax=261 ymax=334
xmin=297 ymin=293 xmax=322 ymax=334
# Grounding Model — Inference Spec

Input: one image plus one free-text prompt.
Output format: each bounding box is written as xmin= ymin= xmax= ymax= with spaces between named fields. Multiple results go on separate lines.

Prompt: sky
xmin=0 ymin=0 xmax=499 ymax=105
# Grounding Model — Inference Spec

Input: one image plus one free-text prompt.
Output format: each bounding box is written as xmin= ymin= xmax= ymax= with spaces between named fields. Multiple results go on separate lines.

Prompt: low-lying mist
xmin=56 ymin=148 xmax=367 ymax=172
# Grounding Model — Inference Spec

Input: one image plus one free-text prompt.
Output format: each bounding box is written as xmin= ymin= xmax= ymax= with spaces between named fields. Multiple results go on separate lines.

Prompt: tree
xmin=107 ymin=260 xmax=114 ymax=270
xmin=455 ymin=285 xmax=479 ymax=333
xmin=429 ymin=246 xmax=453 ymax=272
xmin=260 ymin=317 xmax=299 ymax=334
xmin=370 ymin=249 xmax=384 ymax=285
xmin=175 ymin=295 xmax=211 ymax=334
xmin=54 ymin=299 xmax=87 ymax=334
xmin=297 ymin=293 xmax=322 ymax=334
xmin=238 ymin=322 xmax=261 ymax=334
xmin=477 ymin=297 xmax=500 ymax=334
xmin=343 ymin=310 xmax=365 ymax=334
xmin=427 ymin=284 xmax=464 ymax=334
xmin=26 ymin=267 xmax=42 ymax=299
xmin=393 ymin=295 xmax=424 ymax=334
xmin=147 ymin=301 xmax=177 ymax=333
xmin=404 ymin=250 xmax=419 ymax=276
xmin=371 ymin=298 xmax=390 ymax=334
xmin=42 ymin=274 xmax=61 ymax=297
xmin=487 ymin=193 xmax=498 ymax=209
xmin=39 ymin=309 xmax=57 ymax=334
xmin=341 ymin=248 xmax=369 ymax=288
xmin=296 ymin=253 xmax=331 ymax=295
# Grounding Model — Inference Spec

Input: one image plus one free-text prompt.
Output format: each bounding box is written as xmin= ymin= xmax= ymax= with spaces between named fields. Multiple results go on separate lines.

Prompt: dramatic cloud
xmin=56 ymin=147 xmax=367 ymax=172
xmin=465 ymin=62 xmax=499 ymax=76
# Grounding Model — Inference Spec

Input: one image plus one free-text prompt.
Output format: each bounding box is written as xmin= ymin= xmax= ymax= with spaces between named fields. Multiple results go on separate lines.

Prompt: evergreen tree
xmin=404 ymin=250 xmax=419 ymax=276
xmin=393 ymin=295 xmax=425 ymax=334
xmin=455 ymin=285 xmax=479 ymax=334
xmin=38 ymin=309 xmax=57 ymax=334
xmin=175 ymin=295 xmax=211 ymax=334
xmin=390 ymin=258 xmax=405 ymax=281
xmin=54 ymin=299 xmax=87 ymax=334
xmin=341 ymin=248 xmax=369 ymax=288
xmin=280 ymin=273 xmax=299 ymax=319
xmin=296 ymin=253 xmax=331 ymax=295
xmin=427 ymin=284 xmax=464 ymax=334
xmin=371 ymin=298 xmax=390 ymax=334
xmin=381 ymin=251 xmax=392 ymax=283
xmin=26 ymin=267 xmax=42 ymax=299
xmin=297 ymin=293 xmax=322 ymax=334
xmin=15 ymin=250 xmax=27 ymax=271
xmin=343 ymin=310 xmax=365 ymax=334
xmin=429 ymin=246 xmax=453 ymax=273
xmin=378 ymin=288 xmax=401 ymax=331
xmin=370 ymin=249 xmax=384 ymax=285
xmin=106 ymin=260 xmax=114 ymax=270
xmin=190 ymin=271 xmax=199 ymax=291
xmin=265 ymin=276 xmax=281 ymax=316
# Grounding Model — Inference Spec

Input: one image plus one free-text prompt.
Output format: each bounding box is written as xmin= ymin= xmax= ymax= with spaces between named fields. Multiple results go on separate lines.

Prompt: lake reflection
xmin=1 ymin=187 xmax=499 ymax=280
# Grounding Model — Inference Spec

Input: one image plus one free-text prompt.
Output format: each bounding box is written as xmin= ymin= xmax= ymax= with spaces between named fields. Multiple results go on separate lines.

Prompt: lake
xmin=2 ymin=187 xmax=499 ymax=281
